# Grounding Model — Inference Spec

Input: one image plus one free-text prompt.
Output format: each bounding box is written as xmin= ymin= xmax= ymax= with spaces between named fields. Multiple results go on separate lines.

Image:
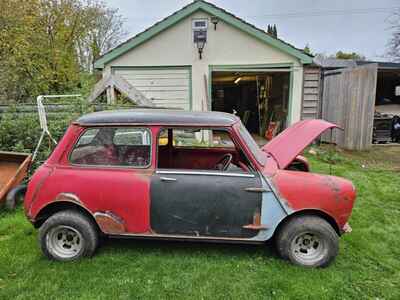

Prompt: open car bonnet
xmin=262 ymin=119 xmax=340 ymax=169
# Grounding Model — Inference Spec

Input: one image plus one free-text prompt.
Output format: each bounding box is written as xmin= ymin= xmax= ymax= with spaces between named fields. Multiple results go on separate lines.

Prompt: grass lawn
xmin=0 ymin=146 xmax=399 ymax=299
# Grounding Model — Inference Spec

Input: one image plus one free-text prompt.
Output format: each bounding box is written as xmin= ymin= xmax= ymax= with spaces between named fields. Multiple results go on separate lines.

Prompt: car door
xmin=150 ymin=170 xmax=262 ymax=238
xmin=65 ymin=126 xmax=153 ymax=234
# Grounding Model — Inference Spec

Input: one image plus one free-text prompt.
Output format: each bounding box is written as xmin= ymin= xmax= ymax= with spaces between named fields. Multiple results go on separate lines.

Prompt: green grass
xmin=1 ymin=146 xmax=400 ymax=299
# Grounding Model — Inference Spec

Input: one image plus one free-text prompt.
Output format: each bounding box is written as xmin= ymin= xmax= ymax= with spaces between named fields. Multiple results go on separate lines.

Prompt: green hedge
xmin=0 ymin=102 xmax=137 ymax=172
xmin=0 ymin=105 xmax=89 ymax=171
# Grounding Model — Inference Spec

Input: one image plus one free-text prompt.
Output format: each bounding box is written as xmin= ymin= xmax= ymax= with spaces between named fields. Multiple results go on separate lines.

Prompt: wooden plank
xmin=321 ymin=64 xmax=377 ymax=150
xmin=133 ymin=86 xmax=190 ymax=92
xmin=303 ymin=94 xmax=318 ymax=101
xmin=114 ymin=68 xmax=191 ymax=111
xmin=304 ymin=68 xmax=321 ymax=75
xmin=115 ymin=69 xmax=189 ymax=75
xmin=124 ymin=77 xmax=189 ymax=89
xmin=302 ymin=101 xmax=318 ymax=108
xmin=304 ymin=73 xmax=320 ymax=81
xmin=140 ymin=90 xmax=189 ymax=100
xmin=301 ymin=67 xmax=321 ymax=120
xmin=304 ymin=81 xmax=319 ymax=88
xmin=302 ymin=107 xmax=318 ymax=114
xmin=303 ymin=87 xmax=319 ymax=94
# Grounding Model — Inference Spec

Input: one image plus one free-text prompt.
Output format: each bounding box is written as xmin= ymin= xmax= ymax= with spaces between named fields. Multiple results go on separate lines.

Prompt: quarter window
xmin=70 ymin=127 xmax=151 ymax=167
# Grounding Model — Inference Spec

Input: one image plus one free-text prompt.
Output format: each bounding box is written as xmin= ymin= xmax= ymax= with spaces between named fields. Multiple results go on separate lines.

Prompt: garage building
xmin=93 ymin=0 xmax=313 ymax=138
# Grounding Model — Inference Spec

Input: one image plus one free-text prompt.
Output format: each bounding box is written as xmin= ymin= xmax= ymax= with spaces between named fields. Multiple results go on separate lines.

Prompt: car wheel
xmin=275 ymin=215 xmax=339 ymax=268
xmin=5 ymin=185 xmax=27 ymax=211
xmin=39 ymin=210 xmax=99 ymax=261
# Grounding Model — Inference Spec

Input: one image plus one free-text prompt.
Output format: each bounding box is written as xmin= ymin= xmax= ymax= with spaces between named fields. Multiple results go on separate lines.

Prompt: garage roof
xmin=94 ymin=0 xmax=313 ymax=69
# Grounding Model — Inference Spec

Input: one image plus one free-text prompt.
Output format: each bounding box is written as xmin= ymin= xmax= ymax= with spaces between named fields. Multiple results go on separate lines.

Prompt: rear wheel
xmin=39 ymin=210 xmax=99 ymax=261
xmin=275 ymin=215 xmax=339 ymax=268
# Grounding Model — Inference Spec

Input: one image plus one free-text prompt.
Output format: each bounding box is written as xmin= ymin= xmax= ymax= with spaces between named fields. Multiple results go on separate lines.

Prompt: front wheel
xmin=275 ymin=215 xmax=339 ymax=268
xmin=39 ymin=210 xmax=99 ymax=261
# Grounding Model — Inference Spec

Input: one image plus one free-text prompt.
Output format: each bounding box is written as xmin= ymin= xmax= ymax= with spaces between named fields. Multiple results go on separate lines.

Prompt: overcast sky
xmin=105 ymin=0 xmax=399 ymax=61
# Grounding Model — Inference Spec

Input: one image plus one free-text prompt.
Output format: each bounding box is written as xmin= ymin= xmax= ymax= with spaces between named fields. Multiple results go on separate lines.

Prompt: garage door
xmin=113 ymin=67 xmax=191 ymax=110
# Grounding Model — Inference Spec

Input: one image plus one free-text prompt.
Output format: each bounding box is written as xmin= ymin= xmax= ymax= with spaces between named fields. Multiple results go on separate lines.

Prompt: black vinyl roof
xmin=75 ymin=109 xmax=239 ymax=126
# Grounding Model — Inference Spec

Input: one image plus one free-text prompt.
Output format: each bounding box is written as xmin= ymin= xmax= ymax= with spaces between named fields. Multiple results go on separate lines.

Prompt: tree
xmin=388 ymin=8 xmax=400 ymax=62
xmin=334 ymin=51 xmax=365 ymax=60
xmin=76 ymin=2 xmax=126 ymax=72
xmin=0 ymin=0 xmax=126 ymax=102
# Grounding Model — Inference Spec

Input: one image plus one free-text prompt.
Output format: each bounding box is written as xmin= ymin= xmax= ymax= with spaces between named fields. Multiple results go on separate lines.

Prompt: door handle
xmin=160 ymin=177 xmax=177 ymax=182
xmin=245 ymin=187 xmax=268 ymax=193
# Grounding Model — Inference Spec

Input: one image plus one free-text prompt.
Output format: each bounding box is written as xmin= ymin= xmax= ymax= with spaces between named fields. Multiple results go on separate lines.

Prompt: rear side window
xmin=70 ymin=127 xmax=151 ymax=168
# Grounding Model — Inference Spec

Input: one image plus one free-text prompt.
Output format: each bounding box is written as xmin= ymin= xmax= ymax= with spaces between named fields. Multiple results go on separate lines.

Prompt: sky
xmin=105 ymin=0 xmax=400 ymax=61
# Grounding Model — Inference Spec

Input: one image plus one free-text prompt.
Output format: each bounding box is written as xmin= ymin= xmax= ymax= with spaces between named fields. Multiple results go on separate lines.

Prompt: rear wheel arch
xmin=274 ymin=209 xmax=341 ymax=238
xmin=34 ymin=201 xmax=100 ymax=233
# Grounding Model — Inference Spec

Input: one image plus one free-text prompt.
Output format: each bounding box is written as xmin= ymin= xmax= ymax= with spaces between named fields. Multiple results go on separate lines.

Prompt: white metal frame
xmin=32 ymin=94 xmax=81 ymax=161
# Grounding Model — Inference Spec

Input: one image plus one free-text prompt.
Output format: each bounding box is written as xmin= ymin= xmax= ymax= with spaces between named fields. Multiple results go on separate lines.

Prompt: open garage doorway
xmin=210 ymin=70 xmax=290 ymax=141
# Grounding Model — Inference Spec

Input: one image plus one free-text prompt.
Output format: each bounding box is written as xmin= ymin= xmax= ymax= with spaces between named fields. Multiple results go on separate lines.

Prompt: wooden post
xmin=106 ymin=85 xmax=116 ymax=104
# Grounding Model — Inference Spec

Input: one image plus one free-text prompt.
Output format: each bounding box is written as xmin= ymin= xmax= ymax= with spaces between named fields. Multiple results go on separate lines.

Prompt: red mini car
xmin=24 ymin=110 xmax=356 ymax=267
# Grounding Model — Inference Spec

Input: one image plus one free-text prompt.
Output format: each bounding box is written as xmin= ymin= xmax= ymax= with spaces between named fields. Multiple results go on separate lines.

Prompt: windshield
xmin=238 ymin=122 xmax=266 ymax=166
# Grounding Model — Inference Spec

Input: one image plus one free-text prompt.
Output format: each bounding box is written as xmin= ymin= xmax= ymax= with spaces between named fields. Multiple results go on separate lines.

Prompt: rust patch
xmin=243 ymin=212 xmax=268 ymax=230
xmin=94 ymin=211 xmax=126 ymax=234
xmin=54 ymin=193 xmax=83 ymax=205
xmin=323 ymin=177 xmax=342 ymax=202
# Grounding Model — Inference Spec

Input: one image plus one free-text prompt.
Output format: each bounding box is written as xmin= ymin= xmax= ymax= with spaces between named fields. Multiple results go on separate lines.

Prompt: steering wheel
xmin=215 ymin=153 xmax=233 ymax=171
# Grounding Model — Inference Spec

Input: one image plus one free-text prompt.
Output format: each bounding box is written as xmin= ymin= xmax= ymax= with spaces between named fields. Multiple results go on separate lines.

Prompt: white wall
xmin=104 ymin=11 xmax=304 ymax=124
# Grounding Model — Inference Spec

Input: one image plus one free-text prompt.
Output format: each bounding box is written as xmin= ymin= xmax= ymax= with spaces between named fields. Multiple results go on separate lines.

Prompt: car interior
xmin=157 ymin=128 xmax=254 ymax=173
xmin=70 ymin=127 xmax=151 ymax=167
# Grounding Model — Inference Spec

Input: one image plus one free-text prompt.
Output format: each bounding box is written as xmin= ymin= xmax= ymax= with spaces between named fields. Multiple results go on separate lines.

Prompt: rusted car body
xmin=0 ymin=151 xmax=31 ymax=208
xmin=24 ymin=110 xmax=356 ymax=267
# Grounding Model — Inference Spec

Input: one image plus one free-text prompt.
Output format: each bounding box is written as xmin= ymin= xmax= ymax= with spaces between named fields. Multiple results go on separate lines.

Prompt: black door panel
xmin=150 ymin=171 xmax=262 ymax=238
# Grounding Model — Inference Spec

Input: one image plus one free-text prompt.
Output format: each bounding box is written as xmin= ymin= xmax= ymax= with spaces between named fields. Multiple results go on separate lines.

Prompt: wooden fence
xmin=322 ymin=63 xmax=378 ymax=150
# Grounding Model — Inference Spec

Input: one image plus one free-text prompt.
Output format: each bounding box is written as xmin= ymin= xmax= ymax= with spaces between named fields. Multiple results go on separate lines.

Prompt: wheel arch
xmin=273 ymin=209 xmax=341 ymax=238
xmin=33 ymin=201 xmax=100 ymax=233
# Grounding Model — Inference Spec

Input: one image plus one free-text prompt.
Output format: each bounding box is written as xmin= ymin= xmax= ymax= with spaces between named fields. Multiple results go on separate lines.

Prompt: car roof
xmin=74 ymin=109 xmax=240 ymax=127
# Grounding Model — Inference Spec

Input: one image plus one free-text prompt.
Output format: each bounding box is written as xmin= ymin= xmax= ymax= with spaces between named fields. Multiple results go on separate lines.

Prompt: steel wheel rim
xmin=290 ymin=232 xmax=326 ymax=265
xmin=47 ymin=225 xmax=83 ymax=259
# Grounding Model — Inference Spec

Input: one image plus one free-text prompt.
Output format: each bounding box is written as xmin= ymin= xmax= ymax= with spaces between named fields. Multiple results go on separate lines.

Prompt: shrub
xmin=0 ymin=104 xmax=88 ymax=171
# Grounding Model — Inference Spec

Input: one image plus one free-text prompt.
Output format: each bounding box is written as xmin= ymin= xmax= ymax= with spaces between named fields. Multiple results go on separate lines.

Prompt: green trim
xmin=287 ymin=68 xmax=294 ymax=125
xmin=188 ymin=67 xmax=193 ymax=110
xmin=111 ymin=65 xmax=192 ymax=70
xmin=111 ymin=65 xmax=193 ymax=110
xmin=210 ymin=63 xmax=294 ymax=71
xmin=208 ymin=66 xmax=212 ymax=111
xmin=94 ymin=1 xmax=312 ymax=69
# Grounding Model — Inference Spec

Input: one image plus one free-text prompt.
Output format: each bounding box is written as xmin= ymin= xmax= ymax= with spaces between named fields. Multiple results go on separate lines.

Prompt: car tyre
xmin=39 ymin=210 xmax=99 ymax=261
xmin=5 ymin=185 xmax=27 ymax=211
xmin=275 ymin=215 xmax=339 ymax=268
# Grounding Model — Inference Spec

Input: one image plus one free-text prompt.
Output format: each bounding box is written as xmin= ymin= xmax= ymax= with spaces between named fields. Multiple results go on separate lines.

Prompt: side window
xmin=70 ymin=127 xmax=151 ymax=167
xmin=113 ymin=128 xmax=151 ymax=146
xmin=75 ymin=128 xmax=99 ymax=146
xmin=157 ymin=127 xmax=252 ymax=172
xmin=173 ymin=129 xmax=235 ymax=148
